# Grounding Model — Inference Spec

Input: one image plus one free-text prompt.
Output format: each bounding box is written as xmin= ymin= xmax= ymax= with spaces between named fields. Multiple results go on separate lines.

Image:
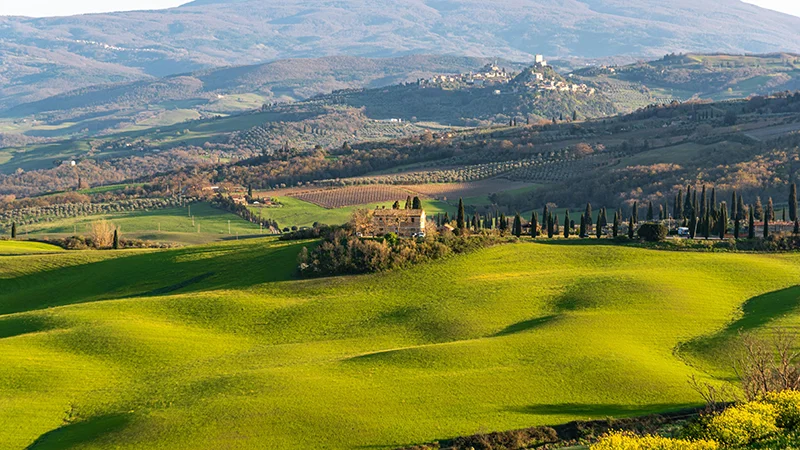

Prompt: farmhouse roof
xmin=373 ymin=208 xmax=425 ymax=217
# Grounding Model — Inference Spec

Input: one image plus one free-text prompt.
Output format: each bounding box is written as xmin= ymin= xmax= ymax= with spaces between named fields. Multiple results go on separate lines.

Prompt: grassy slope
xmin=19 ymin=202 xmax=264 ymax=245
xmin=1 ymin=240 xmax=800 ymax=449
xmin=251 ymin=197 xmax=455 ymax=229
xmin=0 ymin=241 xmax=64 ymax=255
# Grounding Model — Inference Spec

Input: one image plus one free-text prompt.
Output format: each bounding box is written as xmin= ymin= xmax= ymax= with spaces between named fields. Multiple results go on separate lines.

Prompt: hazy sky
xmin=0 ymin=0 xmax=799 ymax=17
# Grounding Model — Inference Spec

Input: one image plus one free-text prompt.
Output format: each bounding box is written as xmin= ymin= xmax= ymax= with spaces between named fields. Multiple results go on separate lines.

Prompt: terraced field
xmin=2 ymin=239 xmax=800 ymax=449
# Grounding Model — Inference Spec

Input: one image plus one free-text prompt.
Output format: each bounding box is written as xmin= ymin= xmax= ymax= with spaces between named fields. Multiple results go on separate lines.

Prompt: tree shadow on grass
xmin=26 ymin=413 xmax=131 ymax=450
xmin=493 ymin=315 xmax=559 ymax=337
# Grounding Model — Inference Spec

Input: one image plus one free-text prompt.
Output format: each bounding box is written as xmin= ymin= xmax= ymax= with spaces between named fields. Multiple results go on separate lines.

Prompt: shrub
xmin=591 ymin=431 xmax=719 ymax=450
xmin=637 ymin=223 xmax=668 ymax=242
xmin=762 ymin=391 xmax=800 ymax=430
xmin=704 ymin=401 xmax=779 ymax=446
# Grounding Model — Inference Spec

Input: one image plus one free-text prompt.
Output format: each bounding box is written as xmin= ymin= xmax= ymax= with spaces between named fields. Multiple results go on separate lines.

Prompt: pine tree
xmin=457 ymin=198 xmax=466 ymax=229
xmin=531 ymin=212 xmax=539 ymax=238
xmin=628 ymin=216 xmax=635 ymax=239
xmin=11 ymin=222 xmax=16 ymax=239
xmin=647 ymin=201 xmax=654 ymax=221
xmin=512 ymin=213 xmax=522 ymax=237
xmin=563 ymin=210 xmax=570 ymax=239
xmin=718 ymin=202 xmax=728 ymax=239
xmin=113 ymin=229 xmax=119 ymax=250
xmin=791 ymin=183 xmax=798 ymax=222
xmin=612 ymin=211 xmax=619 ymax=238
xmin=748 ymin=207 xmax=756 ymax=239
xmin=412 ymin=196 xmax=422 ymax=209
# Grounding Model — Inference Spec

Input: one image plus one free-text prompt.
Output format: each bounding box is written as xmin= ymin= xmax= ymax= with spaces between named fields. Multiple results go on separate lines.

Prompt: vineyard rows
xmin=0 ymin=197 xmax=192 ymax=229
xmin=290 ymin=185 xmax=414 ymax=208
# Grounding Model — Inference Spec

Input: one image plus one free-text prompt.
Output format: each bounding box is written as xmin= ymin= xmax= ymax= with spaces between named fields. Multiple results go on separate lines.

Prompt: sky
xmin=0 ymin=0 xmax=799 ymax=17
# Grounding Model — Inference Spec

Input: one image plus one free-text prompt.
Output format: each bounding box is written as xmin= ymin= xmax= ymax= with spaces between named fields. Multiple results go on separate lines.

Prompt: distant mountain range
xmin=1 ymin=0 xmax=799 ymax=109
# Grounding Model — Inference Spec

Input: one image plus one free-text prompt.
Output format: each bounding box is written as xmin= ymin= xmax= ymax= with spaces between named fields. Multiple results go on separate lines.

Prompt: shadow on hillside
xmin=678 ymin=285 xmax=800 ymax=360
xmin=0 ymin=240 xmax=308 ymax=317
xmin=508 ymin=402 xmax=698 ymax=417
xmin=26 ymin=413 xmax=131 ymax=450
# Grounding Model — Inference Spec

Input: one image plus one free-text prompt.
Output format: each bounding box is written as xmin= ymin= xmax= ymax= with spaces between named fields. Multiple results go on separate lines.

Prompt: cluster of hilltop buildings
xmin=419 ymin=55 xmax=594 ymax=95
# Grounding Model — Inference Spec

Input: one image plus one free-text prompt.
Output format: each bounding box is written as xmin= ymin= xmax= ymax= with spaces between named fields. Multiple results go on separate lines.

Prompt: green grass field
xmin=18 ymin=202 xmax=265 ymax=245
xmin=251 ymin=197 xmax=456 ymax=229
xmin=0 ymin=240 xmax=65 ymax=255
xmin=2 ymin=239 xmax=800 ymax=449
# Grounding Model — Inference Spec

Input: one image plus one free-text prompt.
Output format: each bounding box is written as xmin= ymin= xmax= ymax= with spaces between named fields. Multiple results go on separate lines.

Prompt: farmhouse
xmin=370 ymin=208 xmax=426 ymax=237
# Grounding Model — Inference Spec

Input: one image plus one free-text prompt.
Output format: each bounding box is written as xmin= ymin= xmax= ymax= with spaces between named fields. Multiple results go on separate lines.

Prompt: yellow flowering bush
xmin=591 ymin=431 xmax=719 ymax=449
xmin=704 ymin=401 xmax=779 ymax=446
xmin=762 ymin=390 xmax=800 ymax=430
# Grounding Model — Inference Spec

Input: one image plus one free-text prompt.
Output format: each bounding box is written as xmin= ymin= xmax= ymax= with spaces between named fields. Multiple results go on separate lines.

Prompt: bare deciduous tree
xmin=90 ymin=220 xmax=116 ymax=249
xmin=732 ymin=329 xmax=800 ymax=401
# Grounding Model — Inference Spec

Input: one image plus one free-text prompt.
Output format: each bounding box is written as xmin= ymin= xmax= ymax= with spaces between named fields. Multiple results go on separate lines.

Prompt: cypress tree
xmin=731 ymin=191 xmax=738 ymax=221
xmin=457 ymin=198 xmax=466 ymax=229
xmin=710 ymin=187 xmax=717 ymax=217
xmin=554 ymin=213 xmax=560 ymax=235
xmin=754 ymin=196 xmax=764 ymax=220
xmin=764 ymin=213 xmax=770 ymax=239
xmin=563 ymin=210 xmax=570 ymax=239
xmin=737 ymin=194 xmax=747 ymax=221
xmin=512 ymin=213 xmax=522 ymax=237
xmin=628 ymin=216 xmax=635 ymax=239
xmin=579 ymin=215 xmax=586 ymax=238
xmin=392 ymin=201 xmax=400 ymax=210
xmin=700 ymin=185 xmax=707 ymax=218
xmin=783 ymin=208 xmax=787 ymax=223
xmin=703 ymin=209 xmax=711 ymax=239
xmin=584 ymin=203 xmax=592 ymax=232
xmin=632 ymin=201 xmax=639 ymax=224
xmin=612 ymin=211 xmax=619 ymax=238
xmin=542 ymin=205 xmax=549 ymax=228
xmin=791 ymin=183 xmax=798 ymax=222
xmin=547 ymin=213 xmax=554 ymax=238
xmin=596 ymin=214 xmax=603 ymax=239
xmin=531 ymin=212 xmax=539 ymax=238
xmin=689 ymin=213 xmax=698 ymax=239
xmin=734 ymin=217 xmax=741 ymax=239
xmin=718 ymin=203 xmax=728 ymax=239
xmin=11 ymin=222 xmax=16 ymax=239
xmin=499 ymin=213 xmax=508 ymax=232
xmin=600 ymin=208 xmax=608 ymax=228
xmin=647 ymin=201 xmax=654 ymax=221
xmin=684 ymin=186 xmax=693 ymax=219
xmin=443 ymin=212 xmax=450 ymax=224
xmin=795 ymin=219 xmax=800 ymax=235
xmin=675 ymin=191 xmax=683 ymax=220
xmin=412 ymin=196 xmax=422 ymax=210
xmin=748 ymin=207 xmax=756 ymax=239
xmin=767 ymin=197 xmax=775 ymax=222
xmin=113 ymin=229 xmax=119 ymax=250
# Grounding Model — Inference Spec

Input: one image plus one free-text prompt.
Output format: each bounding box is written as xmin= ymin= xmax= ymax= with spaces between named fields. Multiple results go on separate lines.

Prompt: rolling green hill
xmin=2 ymin=239 xmax=799 ymax=449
